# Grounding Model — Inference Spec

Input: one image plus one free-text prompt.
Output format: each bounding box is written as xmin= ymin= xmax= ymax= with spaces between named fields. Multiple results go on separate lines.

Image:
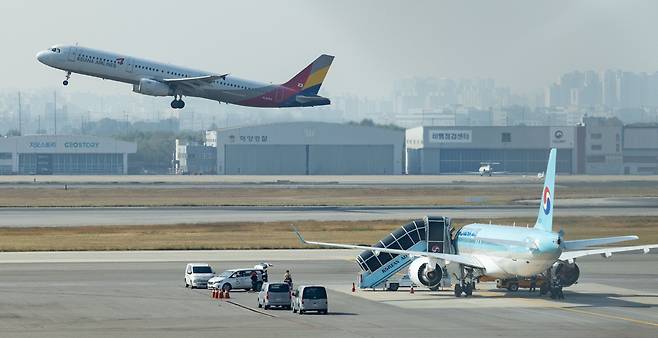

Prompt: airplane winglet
xmin=290 ymin=224 xmax=306 ymax=244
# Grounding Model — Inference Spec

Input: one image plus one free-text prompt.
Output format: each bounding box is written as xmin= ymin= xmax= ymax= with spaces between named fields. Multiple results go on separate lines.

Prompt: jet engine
xmin=408 ymin=257 xmax=443 ymax=288
xmin=133 ymin=78 xmax=172 ymax=97
xmin=552 ymin=261 xmax=580 ymax=287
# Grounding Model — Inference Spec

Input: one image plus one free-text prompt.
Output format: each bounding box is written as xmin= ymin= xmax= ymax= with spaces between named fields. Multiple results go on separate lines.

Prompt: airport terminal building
xmin=211 ymin=122 xmax=405 ymax=175
xmin=174 ymin=139 xmax=217 ymax=175
xmin=0 ymin=135 xmax=137 ymax=175
xmin=405 ymin=126 xmax=581 ymax=174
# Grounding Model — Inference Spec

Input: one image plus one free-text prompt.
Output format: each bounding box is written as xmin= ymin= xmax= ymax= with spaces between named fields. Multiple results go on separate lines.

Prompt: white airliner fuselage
xmin=36 ymin=45 xmax=333 ymax=109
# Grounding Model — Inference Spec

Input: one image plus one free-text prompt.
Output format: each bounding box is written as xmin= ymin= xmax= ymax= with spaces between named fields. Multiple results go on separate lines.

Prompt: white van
xmin=184 ymin=263 xmax=215 ymax=289
xmin=291 ymin=285 xmax=328 ymax=314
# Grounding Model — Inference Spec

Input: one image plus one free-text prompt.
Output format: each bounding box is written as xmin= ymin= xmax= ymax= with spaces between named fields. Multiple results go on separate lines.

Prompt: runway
xmin=0 ymin=250 xmax=656 ymax=337
xmin=3 ymin=174 xmax=658 ymax=187
xmin=2 ymin=203 xmax=658 ymax=227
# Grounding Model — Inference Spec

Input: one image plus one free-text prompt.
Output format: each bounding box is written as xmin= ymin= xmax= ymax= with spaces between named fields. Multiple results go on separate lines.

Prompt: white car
xmin=184 ymin=263 xmax=215 ymax=289
xmin=207 ymin=268 xmax=263 ymax=291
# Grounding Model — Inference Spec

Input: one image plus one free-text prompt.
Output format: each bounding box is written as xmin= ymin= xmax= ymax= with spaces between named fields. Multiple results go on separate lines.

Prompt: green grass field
xmin=2 ymin=184 xmax=658 ymax=207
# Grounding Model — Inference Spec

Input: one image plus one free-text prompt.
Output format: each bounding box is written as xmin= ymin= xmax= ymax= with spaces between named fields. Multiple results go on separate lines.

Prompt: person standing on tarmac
xmin=284 ymin=270 xmax=293 ymax=288
xmin=529 ymin=276 xmax=537 ymax=292
xmin=250 ymin=270 xmax=259 ymax=291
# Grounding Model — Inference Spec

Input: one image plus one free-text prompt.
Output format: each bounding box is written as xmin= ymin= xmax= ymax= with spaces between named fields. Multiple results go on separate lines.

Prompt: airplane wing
xmin=559 ymin=244 xmax=658 ymax=263
xmin=291 ymin=226 xmax=485 ymax=269
xmin=563 ymin=235 xmax=638 ymax=250
xmin=162 ymin=74 xmax=229 ymax=87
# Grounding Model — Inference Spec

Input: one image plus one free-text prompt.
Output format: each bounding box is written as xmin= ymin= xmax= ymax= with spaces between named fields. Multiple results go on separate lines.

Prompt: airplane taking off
xmin=294 ymin=148 xmax=658 ymax=299
xmin=36 ymin=45 xmax=334 ymax=109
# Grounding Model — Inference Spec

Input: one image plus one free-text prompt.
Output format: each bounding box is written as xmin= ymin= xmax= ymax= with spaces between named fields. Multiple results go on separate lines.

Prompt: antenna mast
xmin=18 ymin=92 xmax=22 ymax=136
xmin=53 ymin=91 xmax=57 ymax=135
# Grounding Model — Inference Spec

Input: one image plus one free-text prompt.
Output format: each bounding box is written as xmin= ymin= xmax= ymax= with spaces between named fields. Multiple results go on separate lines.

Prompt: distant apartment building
xmin=546 ymin=70 xmax=658 ymax=110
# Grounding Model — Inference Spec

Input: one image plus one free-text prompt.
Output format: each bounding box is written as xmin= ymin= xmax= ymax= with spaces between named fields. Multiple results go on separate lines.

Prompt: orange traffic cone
xmin=410 ymin=286 xmax=415 ymax=294
xmin=352 ymin=283 xmax=356 ymax=293
xmin=224 ymin=289 xmax=231 ymax=299
xmin=212 ymin=289 xmax=217 ymax=299
xmin=218 ymin=290 xmax=224 ymax=299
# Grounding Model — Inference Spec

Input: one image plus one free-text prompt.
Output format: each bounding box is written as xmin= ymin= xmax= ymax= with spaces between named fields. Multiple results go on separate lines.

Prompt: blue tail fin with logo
xmin=534 ymin=148 xmax=556 ymax=232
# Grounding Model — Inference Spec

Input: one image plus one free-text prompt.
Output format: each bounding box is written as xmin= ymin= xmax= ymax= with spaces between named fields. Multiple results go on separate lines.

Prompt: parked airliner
xmin=36 ymin=45 xmax=333 ymax=109
xmin=294 ymin=148 xmax=658 ymax=298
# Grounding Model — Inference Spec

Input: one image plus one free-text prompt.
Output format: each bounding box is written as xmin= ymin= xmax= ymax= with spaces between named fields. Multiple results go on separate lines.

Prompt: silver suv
xmin=291 ymin=285 xmax=328 ymax=315
xmin=258 ymin=282 xmax=292 ymax=309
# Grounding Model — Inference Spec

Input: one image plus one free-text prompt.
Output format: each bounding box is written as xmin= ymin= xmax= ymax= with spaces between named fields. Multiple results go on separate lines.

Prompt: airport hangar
xmin=405 ymin=125 xmax=581 ymax=174
xmin=404 ymin=117 xmax=658 ymax=175
xmin=206 ymin=122 xmax=405 ymax=175
xmin=0 ymin=135 xmax=137 ymax=175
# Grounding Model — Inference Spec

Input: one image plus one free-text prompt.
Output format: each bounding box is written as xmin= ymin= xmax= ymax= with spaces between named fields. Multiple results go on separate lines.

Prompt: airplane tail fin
xmin=282 ymin=54 xmax=334 ymax=95
xmin=534 ymin=148 xmax=557 ymax=232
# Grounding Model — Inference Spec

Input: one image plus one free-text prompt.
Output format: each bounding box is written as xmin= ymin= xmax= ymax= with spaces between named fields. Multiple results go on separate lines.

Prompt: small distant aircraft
xmin=293 ymin=148 xmax=658 ymax=299
xmin=36 ymin=44 xmax=334 ymax=109
xmin=476 ymin=162 xmax=503 ymax=176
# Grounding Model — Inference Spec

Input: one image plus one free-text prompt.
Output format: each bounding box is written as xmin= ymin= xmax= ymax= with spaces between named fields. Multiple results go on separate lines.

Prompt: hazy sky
xmin=2 ymin=0 xmax=658 ymax=98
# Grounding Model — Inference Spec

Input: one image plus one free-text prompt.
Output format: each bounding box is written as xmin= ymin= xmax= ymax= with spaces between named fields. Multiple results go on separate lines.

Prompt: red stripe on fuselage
xmin=237 ymin=85 xmax=298 ymax=107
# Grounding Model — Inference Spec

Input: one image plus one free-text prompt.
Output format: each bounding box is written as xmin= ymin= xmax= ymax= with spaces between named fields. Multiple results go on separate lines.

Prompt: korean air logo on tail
xmin=542 ymin=186 xmax=552 ymax=215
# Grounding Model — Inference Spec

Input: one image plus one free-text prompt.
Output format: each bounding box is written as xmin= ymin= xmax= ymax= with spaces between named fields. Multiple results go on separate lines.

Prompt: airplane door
xmin=124 ymin=58 xmax=134 ymax=73
xmin=67 ymin=47 xmax=77 ymax=62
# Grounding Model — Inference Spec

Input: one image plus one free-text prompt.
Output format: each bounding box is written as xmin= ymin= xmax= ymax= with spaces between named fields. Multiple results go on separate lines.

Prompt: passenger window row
xmin=135 ymin=64 xmax=190 ymax=77
xmin=78 ymin=51 xmax=252 ymax=89
xmin=80 ymin=54 xmax=117 ymax=64
xmin=214 ymin=80 xmax=251 ymax=90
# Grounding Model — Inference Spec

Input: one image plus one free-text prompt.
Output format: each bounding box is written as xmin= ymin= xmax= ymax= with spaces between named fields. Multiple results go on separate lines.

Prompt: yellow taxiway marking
xmin=558 ymin=307 xmax=658 ymax=328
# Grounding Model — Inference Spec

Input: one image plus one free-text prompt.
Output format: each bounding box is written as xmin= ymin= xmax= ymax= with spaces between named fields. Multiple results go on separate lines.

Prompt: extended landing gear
xmin=171 ymin=96 xmax=185 ymax=109
xmin=63 ymin=71 xmax=71 ymax=86
xmin=454 ymin=282 xmax=473 ymax=298
xmin=542 ymin=268 xmax=565 ymax=300
xmin=454 ymin=265 xmax=476 ymax=298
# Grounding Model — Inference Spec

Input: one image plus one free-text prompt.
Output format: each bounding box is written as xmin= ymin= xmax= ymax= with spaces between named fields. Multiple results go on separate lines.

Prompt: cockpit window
xmin=50 ymin=47 xmax=61 ymax=53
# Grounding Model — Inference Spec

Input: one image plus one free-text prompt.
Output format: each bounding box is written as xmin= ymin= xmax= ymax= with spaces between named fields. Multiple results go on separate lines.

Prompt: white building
xmin=0 ymin=135 xmax=136 ymax=175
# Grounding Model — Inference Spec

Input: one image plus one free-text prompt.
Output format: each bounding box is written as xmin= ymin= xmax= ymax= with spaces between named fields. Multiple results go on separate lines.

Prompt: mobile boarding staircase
xmin=357 ymin=216 xmax=454 ymax=289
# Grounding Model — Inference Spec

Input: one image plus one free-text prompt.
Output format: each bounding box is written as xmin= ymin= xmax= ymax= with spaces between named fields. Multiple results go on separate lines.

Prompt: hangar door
xmin=308 ymin=145 xmax=394 ymax=174
xmin=225 ymin=145 xmax=307 ymax=174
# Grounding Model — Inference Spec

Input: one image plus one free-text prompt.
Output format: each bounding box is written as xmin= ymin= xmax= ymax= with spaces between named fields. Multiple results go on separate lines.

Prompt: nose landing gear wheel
xmin=170 ymin=97 xmax=186 ymax=109
xmin=63 ymin=71 xmax=71 ymax=86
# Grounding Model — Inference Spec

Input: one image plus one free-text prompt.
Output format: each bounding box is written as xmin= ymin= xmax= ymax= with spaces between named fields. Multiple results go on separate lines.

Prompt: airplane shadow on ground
xmin=397 ymin=288 xmax=657 ymax=308
xmin=479 ymin=288 xmax=656 ymax=308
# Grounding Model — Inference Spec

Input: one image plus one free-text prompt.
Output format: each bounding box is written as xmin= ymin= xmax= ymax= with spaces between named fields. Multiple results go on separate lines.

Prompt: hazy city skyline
xmin=2 ymin=0 xmax=658 ymax=99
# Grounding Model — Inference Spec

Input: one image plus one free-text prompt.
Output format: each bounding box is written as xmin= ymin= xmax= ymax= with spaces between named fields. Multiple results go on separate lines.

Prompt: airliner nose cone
xmin=36 ymin=51 xmax=48 ymax=64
